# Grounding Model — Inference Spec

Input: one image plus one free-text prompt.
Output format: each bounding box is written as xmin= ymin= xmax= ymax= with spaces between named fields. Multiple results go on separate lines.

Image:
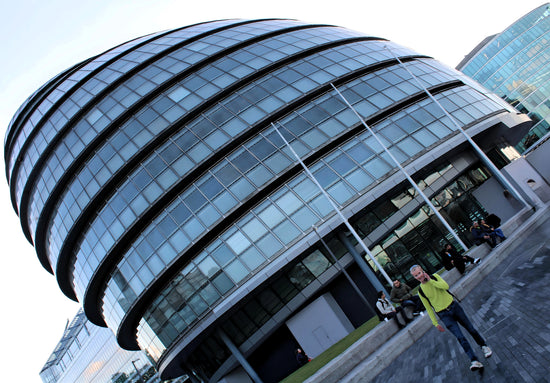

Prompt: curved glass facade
xmin=5 ymin=19 xmax=528 ymax=382
xmin=457 ymin=3 xmax=550 ymax=151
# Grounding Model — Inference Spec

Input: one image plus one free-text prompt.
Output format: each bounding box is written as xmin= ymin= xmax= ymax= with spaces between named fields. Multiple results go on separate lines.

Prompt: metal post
xmin=183 ymin=362 xmax=204 ymax=383
xmin=330 ymin=83 xmax=469 ymax=252
xmin=384 ymin=45 xmax=531 ymax=208
xmin=335 ymin=230 xmax=390 ymax=298
xmin=185 ymin=371 xmax=202 ymax=383
xmin=312 ymin=226 xmax=380 ymax=312
xmin=271 ymin=123 xmax=393 ymax=285
xmin=217 ymin=329 xmax=263 ymax=383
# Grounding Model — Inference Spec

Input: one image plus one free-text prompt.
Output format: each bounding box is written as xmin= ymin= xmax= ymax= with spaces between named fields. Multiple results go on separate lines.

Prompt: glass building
xmin=457 ymin=3 xmax=550 ymax=152
xmin=5 ymin=19 xmax=530 ymax=382
xmin=39 ymin=309 xmax=170 ymax=383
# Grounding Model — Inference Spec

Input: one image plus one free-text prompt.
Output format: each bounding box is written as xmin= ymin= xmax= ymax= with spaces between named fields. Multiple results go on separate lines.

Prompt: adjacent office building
xmin=457 ymin=3 xmax=550 ymax=152
xmin=40 ymin=309 xmax=164 ymax=383
xmin=5 ymin=19 xmax=532 ymax=382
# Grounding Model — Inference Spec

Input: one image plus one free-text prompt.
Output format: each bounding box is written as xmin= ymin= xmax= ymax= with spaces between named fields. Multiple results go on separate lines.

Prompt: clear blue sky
xmin=0 ymin=1 xmax=544 ymax=381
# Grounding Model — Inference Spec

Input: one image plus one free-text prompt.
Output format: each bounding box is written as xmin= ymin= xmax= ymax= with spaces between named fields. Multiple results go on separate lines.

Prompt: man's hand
xmin=422 ymin=271 xmax=431 ymax=282
xmin=436 ymin=324 xmax=445 ymax=332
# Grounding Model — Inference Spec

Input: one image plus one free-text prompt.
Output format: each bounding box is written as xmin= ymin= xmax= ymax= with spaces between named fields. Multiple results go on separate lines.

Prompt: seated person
xmin=376 ymin=291 xmax=407 ymax=328
xmin=470 ymin=221 xmax=497 ymax=248
xmin=390 ymin=279 xmax=423 ymax=313
xmin=441 ymin=244 xmax=480 ymax=274
xmin=295 ymin=348 xmax=310 ymax=367
xmin=439 ymin=247 xmax=455 ymax=271
xmin=480 ymin=219 xmax=506 ymax=242
xmin=485 ymin=213 xmax=501 ymax=229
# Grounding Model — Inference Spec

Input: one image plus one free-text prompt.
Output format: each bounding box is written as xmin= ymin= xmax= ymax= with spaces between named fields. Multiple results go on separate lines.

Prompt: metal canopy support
xmin=272 ymin=123 xmax=393 ymax=285
xmin=336 ymin=230 xmax=390 ymax=298
xmin=384 ymin=45 xmax=531 ymax=209
xmin=330 ymin=83 xmax=469 ymax=252
xmin=313 ymin=226 xmax=381 ymax=312
xmin=217 ymin=329 xmax=263 ymax=383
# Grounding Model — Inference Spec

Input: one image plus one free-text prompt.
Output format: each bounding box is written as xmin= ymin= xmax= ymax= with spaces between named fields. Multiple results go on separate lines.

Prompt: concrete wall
xmin=525 ymin=137 xmax=550 ymax=185
xmin=503 ymin=156 xmax=550 ymax=208
xmin=217 ymin=367 xmax=252 ymax=383
xmin=472 ymin=177 xmax=522 ymax=222
xmin=286 ymin=293 xmax=354 ymax=358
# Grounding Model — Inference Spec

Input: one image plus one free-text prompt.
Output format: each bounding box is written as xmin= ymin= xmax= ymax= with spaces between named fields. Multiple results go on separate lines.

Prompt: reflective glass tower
xmin=457 ymin=3 xmax=550 ymax=151
xmin=39 ymin=309 xmax=170 ymax=383
xmin=5 ymin=19 xmax=530 ymax=382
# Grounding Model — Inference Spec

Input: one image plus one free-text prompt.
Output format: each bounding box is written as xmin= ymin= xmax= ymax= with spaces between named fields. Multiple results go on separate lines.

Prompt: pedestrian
xmin=470 ymin=221 xmax=497 ymax=248
xmin=295 ymin=348 xmax=310 ymax=366
xmin=410 ymin=265 xmax=492 ymax=371
xmin=480 ymin=219 xmax=506 ymax=242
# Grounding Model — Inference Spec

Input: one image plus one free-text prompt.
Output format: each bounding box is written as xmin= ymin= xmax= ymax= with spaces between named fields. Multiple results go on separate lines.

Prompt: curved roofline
xmin=11 ymin=25 xmax=202 ymax=244
xmin=20 ymin=20 xmax=263 ymax=274
xmin=455 ymin=34 xmax=497 ymax=70
xmin=42 ymin=32 xmax=375 ymax=305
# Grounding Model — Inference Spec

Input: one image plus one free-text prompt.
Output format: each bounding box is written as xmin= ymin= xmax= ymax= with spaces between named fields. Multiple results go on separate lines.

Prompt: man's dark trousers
xmin=437 ymin=301 xmax=486 ymax=361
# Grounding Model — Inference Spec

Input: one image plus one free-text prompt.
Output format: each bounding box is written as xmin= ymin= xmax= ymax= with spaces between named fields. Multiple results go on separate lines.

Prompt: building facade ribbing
xmin=5 ymin=19 xmax=530 ymax=382
xmin=457 ymin=3 xmax=550 ymax=152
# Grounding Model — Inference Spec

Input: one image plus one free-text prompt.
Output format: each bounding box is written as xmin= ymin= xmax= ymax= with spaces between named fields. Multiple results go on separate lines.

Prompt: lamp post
xmin=131 ymin=359 xmax=145 ymax=383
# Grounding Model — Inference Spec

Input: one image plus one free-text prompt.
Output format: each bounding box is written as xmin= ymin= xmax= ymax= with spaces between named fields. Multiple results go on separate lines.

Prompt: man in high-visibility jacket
xmin=410 ymin=265 xmax=492 ymax=372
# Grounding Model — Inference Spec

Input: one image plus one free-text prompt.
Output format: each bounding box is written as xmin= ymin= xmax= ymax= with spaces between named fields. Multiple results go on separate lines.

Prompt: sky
xmin=0 ymin=0 xmax=545 ymax=381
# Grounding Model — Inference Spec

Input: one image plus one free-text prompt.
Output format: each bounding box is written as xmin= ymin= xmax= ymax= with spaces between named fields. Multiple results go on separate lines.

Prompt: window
xmin=302 ymin=250 xmax=331 ymax=277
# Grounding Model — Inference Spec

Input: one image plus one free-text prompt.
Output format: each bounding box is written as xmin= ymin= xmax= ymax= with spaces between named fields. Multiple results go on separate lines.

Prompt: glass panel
xmin=302 ymin=250 xmax=331 ymax=277
xmin=225 ymin=259 xmax=248 ymax=283
xmin=198 ymin=257 xmax=219 ymax=278
xmin=211 ymin=244 xmax=235 ymax=267
xmin=257 ymin=289 xmax=283 ymax=315
xmin=272 ymin=276 xmax=299 ymax=303
xmin=287 ymin=263 xmax=314 ymax=289
xmin=239 ymin=247 xmax=265 ymax=270
xmin=212 ymin=272 xmax=234 ymax=295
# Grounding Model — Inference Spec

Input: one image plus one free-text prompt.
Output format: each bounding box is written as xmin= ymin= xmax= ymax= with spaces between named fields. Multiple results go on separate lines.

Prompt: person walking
xmin=410 ymin=265 xmax=492 ymax=371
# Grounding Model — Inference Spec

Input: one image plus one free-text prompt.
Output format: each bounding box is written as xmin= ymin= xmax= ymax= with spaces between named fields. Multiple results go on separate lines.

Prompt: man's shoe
xmin=470 ymin=360 xmax=484 ymax=371
xmin=474 ymin=258 xmax=481 ymax=264
xmin=482 ymin=345 xmax=492 ymax=358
